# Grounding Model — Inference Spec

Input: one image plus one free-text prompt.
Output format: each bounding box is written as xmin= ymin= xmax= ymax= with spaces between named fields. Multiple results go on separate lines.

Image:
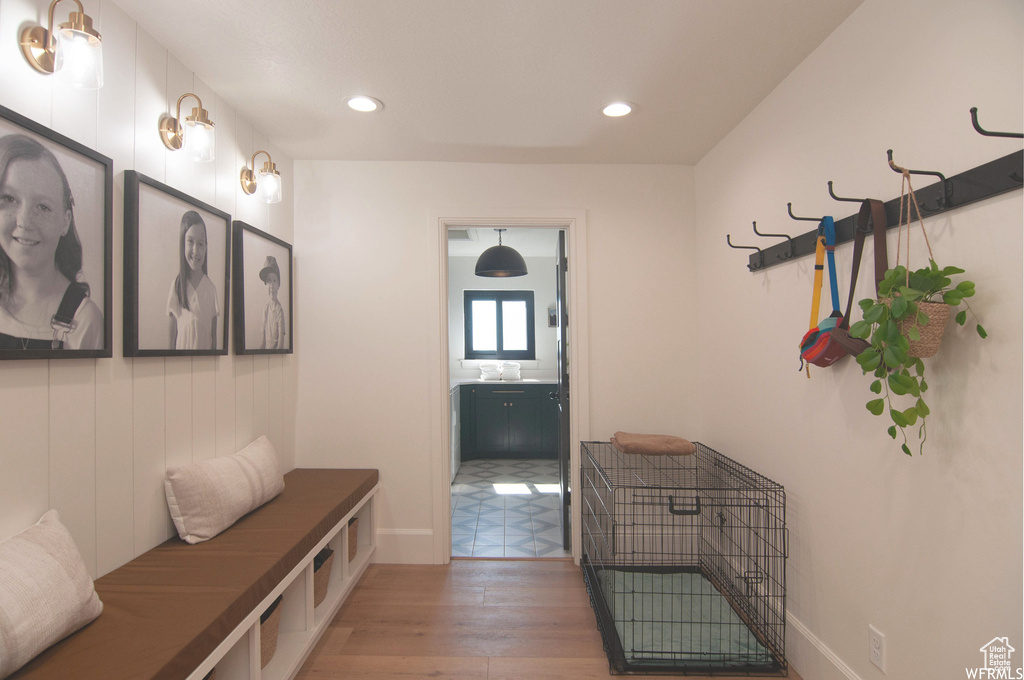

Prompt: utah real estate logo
xmin=967 ymin=637 xmax=1023 ymax=679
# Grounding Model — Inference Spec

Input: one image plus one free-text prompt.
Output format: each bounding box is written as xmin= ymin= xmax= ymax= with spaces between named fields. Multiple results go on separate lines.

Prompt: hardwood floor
xmin=294 ymin=559 xmax=802 ymax=680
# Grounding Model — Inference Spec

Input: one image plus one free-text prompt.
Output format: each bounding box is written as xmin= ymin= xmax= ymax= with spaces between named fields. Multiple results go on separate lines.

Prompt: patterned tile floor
xmin=451 ymin=458 xmax=572 ymax=558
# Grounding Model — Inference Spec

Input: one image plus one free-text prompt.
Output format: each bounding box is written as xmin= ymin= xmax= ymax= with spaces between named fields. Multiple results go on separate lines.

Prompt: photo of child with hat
xmin=259 ymin=255 xmax=285 ymax=350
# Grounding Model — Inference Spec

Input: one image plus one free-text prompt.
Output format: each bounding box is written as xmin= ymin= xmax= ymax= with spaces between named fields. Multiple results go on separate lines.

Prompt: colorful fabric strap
xmin=807 ymin=216 xmax=840 ymax=331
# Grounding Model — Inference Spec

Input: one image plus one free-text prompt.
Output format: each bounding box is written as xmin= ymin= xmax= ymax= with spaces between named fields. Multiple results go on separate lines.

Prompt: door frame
xmin=431 ymin=209 xmax=590 ymax=565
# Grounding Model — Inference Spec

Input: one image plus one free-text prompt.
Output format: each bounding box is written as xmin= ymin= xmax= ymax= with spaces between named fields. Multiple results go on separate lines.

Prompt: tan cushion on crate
xmin=165 ymin=436 xmax=285 ymax=544
xmin=0 ymin=510 xmax=103 ymax=679
xmin=611 ymin=431 xmax=696 ymax=456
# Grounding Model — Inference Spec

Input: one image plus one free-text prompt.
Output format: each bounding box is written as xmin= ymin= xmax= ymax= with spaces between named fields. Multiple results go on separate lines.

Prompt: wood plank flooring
xmin=294 ymin=559 xmax=802 ymax=680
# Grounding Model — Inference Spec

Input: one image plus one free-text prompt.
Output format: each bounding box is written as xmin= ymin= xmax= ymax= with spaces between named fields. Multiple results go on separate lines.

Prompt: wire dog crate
xmin=580 ymin=440 xmax=787 ymax=675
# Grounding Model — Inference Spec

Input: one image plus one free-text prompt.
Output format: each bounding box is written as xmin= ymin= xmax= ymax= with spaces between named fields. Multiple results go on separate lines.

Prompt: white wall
xmin=0 ymin=0 xmax=296 ymax=578
xmin=293 ymin=161 xmax=698 ymax=562
xmin=693 ymin=0 xmax=1023 ymax=678
xmin=448 ymin=254 xmax=558 ymax=382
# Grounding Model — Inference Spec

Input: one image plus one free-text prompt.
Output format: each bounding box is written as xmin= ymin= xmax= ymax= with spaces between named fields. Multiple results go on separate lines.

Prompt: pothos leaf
xmin=888 ymin=374 xmax=909 ymax=395
xmin=870 ymin=380 xmax=882 ymax=394
xmin=891 ymin=296 xmax=909 ymax=318
xmin=890 ymin=409 xmax=910 ymax=427
xmin=864 ymin=304 xmax=887 ymax=324
xmin=977 ymin=324 xmax=988 ymax=339
xmin=849 ymin=320 xmax=871 ymax=339
xmin=866 ymin=399 xmax=885 ymax=416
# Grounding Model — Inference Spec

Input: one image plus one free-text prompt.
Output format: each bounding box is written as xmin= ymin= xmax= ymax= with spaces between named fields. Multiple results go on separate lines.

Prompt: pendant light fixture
xmin=475 ymin=228 xmax=528 ymax=277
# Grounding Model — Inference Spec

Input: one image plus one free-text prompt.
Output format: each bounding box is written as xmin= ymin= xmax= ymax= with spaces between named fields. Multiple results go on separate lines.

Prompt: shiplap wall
xmin=0 ymin=0 xmax=296 ymax=578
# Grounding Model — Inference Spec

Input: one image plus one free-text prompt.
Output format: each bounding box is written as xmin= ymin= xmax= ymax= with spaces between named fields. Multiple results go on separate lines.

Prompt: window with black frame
xmin=464 ymin=290 xmax=535 ymax=360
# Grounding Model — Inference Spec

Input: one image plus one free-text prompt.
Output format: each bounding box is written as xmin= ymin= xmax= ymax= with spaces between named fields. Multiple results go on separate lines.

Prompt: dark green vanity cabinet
xmin=459 ymin=383 xmax=557 ymax=460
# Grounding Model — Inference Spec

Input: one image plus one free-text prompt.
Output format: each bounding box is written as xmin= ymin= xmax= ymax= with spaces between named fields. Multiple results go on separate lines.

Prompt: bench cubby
xmin=10 ymin=468 xmax=379 ymax=680
xmin=195 ymin=481 xmax=377 ymax=680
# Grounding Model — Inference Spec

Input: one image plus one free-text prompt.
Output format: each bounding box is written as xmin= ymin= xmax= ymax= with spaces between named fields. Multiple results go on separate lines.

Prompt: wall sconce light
xmin=240 ymin=150 xmax=282 ymax=204
xmin=159 ymin=93 xmax=215 ymax=162
xmin=20 ymin=0 xmax=103 ymax=89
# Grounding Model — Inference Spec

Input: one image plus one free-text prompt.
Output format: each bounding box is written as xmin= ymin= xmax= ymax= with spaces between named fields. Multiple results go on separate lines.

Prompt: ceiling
xmin=115 ymin=0 xmax=863 ymax=165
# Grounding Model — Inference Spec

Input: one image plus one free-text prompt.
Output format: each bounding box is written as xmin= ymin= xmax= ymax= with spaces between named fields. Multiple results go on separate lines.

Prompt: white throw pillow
xmin=0 ymin=510 xmax=103 ymax=679
xmin=164 ymin=435 xmax=285 ymax=544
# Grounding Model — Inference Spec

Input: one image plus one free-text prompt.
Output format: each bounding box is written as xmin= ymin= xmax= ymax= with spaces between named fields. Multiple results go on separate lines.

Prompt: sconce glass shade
xmin=20 ymin=2 xmax=103 ymax=90
xmin=183 ymin=115 xmax=215 ymax=162
xmin=53 ymin=14 xmax=103 ymax=89
xmin=160 ymin=95 xmax=215 ymax=162
xmin=258 ymin=167 xmax=283 ymax=204
xmin=241 ymin=151 xmax=283 ymax=204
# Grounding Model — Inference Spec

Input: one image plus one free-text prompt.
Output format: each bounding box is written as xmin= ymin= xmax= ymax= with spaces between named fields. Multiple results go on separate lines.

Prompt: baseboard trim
xmin=375 ymin=529 xmax=435 ymax=564
xmin=788 ymin=612 xmax=864 ymax=680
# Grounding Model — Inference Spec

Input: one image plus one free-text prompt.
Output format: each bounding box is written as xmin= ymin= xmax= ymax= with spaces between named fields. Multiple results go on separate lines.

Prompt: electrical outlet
xmin=869 ymin=624 xmax=886 ymax=672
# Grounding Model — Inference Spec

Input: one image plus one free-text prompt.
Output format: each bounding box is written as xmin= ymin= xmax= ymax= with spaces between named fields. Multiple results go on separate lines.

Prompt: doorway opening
xmin=444 ymin=225 xmax=573 ymax=559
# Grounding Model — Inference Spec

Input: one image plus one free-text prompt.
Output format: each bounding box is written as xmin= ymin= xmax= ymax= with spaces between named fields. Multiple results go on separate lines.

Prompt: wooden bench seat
xmin=10 ymin=468 xmax=379 ymax=680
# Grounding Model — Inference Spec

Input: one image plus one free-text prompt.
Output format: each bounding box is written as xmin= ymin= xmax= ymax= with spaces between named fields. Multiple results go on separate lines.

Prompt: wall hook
xmin=828 ymin=182 xmax=874 ymax=232
xmin=751 ymin=221 xmax=795 ymax=259
xmin=726 ymin=234 xmax=764 ymax=271
xmin=887 ymin=149 xmax=952 ymax=211
xmin=970 ymin=107 xmax=1023 ymax=139
xmin=827 ymin=181 xmax=863 ymax=204
xmin=787 ymin=202 xmax=822 ymax=222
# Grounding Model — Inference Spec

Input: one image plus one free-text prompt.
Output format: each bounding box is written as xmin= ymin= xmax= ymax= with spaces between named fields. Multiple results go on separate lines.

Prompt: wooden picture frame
xmin=124 ymin=171 xmax=231 ymax=356
xmin=233 ymin=221 xmax=293 ymax=354
xmin=0 ymin=104 xmax=113 ymax=359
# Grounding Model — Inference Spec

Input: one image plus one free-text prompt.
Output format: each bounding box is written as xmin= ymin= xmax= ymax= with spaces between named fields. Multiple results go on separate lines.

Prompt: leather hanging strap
xmin=838 ymin=200 xmax=888 ymax=331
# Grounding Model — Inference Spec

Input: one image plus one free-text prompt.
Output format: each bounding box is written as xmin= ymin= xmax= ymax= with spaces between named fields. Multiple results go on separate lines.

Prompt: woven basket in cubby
xmin=260 ymin=595 xmax=283 ymax=668
xmin=313 ymin=547 xmax=334 ymax=607
xmin=347 ymin=517 xmax=359 ymax=562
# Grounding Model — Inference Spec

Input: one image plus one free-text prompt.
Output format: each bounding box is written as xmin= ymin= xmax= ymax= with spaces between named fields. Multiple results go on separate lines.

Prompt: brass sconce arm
xmin=241 ymin=150 xmax=276 ymax=194
xmin=21 ymin=0 xmax=99 ymax=75
xmin=240 ymin=150 xmax=282 ymax=203
xmin=160 ymin=93 xmax=214 ymax=151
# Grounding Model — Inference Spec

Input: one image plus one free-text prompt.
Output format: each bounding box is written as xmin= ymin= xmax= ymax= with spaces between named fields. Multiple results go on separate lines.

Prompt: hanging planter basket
xmin=900 ymin=300 xmax=951 ymax=358
xmin=849 ymin=165 xmax=987 ymax=456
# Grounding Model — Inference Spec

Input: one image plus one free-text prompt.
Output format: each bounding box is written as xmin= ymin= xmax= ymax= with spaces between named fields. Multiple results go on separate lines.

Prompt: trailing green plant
xmin=848 ymin=260 xmax=986 ymax=456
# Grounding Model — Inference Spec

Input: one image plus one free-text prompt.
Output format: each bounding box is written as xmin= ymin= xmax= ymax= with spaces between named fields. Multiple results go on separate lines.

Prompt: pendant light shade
xmin=475 ymin=229 xmax=528 ymax=277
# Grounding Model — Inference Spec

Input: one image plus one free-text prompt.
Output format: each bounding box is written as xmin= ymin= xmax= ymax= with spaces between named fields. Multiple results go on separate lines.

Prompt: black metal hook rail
xmin=747 ymin=149 xmax=1023 ymax=272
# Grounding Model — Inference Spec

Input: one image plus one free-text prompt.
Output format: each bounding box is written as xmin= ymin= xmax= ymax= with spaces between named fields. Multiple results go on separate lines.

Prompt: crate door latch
xmin=667 ymin=495 xmax=701 ymax=516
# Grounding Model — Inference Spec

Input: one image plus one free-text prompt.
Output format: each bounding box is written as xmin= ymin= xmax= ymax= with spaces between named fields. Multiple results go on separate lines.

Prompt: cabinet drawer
xmin=474 ymin=383 xmax=554 ymax=399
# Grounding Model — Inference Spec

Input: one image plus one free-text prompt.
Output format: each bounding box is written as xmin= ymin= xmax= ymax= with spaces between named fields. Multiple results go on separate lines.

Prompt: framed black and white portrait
xmin=124 ymin=171 xmax=230 ymax=357
xmin=0 ymin=104 xmax=112 ymax=359
xmin=233 ymin=221 xmax=293 ymax=355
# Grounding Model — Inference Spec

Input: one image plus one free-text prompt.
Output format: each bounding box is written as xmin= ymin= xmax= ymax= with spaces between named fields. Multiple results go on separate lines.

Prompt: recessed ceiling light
xmin=602 ymin=101 xmax=633 ymax=117
xmin=346 ymin=95 xmax=383 ymax=112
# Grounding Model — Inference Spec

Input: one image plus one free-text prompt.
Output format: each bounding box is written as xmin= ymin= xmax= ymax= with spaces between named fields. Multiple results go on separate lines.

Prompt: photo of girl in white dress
xmin=166 ymin=210 xmax=219 ymax=350
xmin=126 ymin=171 xmax=229 ymax=356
